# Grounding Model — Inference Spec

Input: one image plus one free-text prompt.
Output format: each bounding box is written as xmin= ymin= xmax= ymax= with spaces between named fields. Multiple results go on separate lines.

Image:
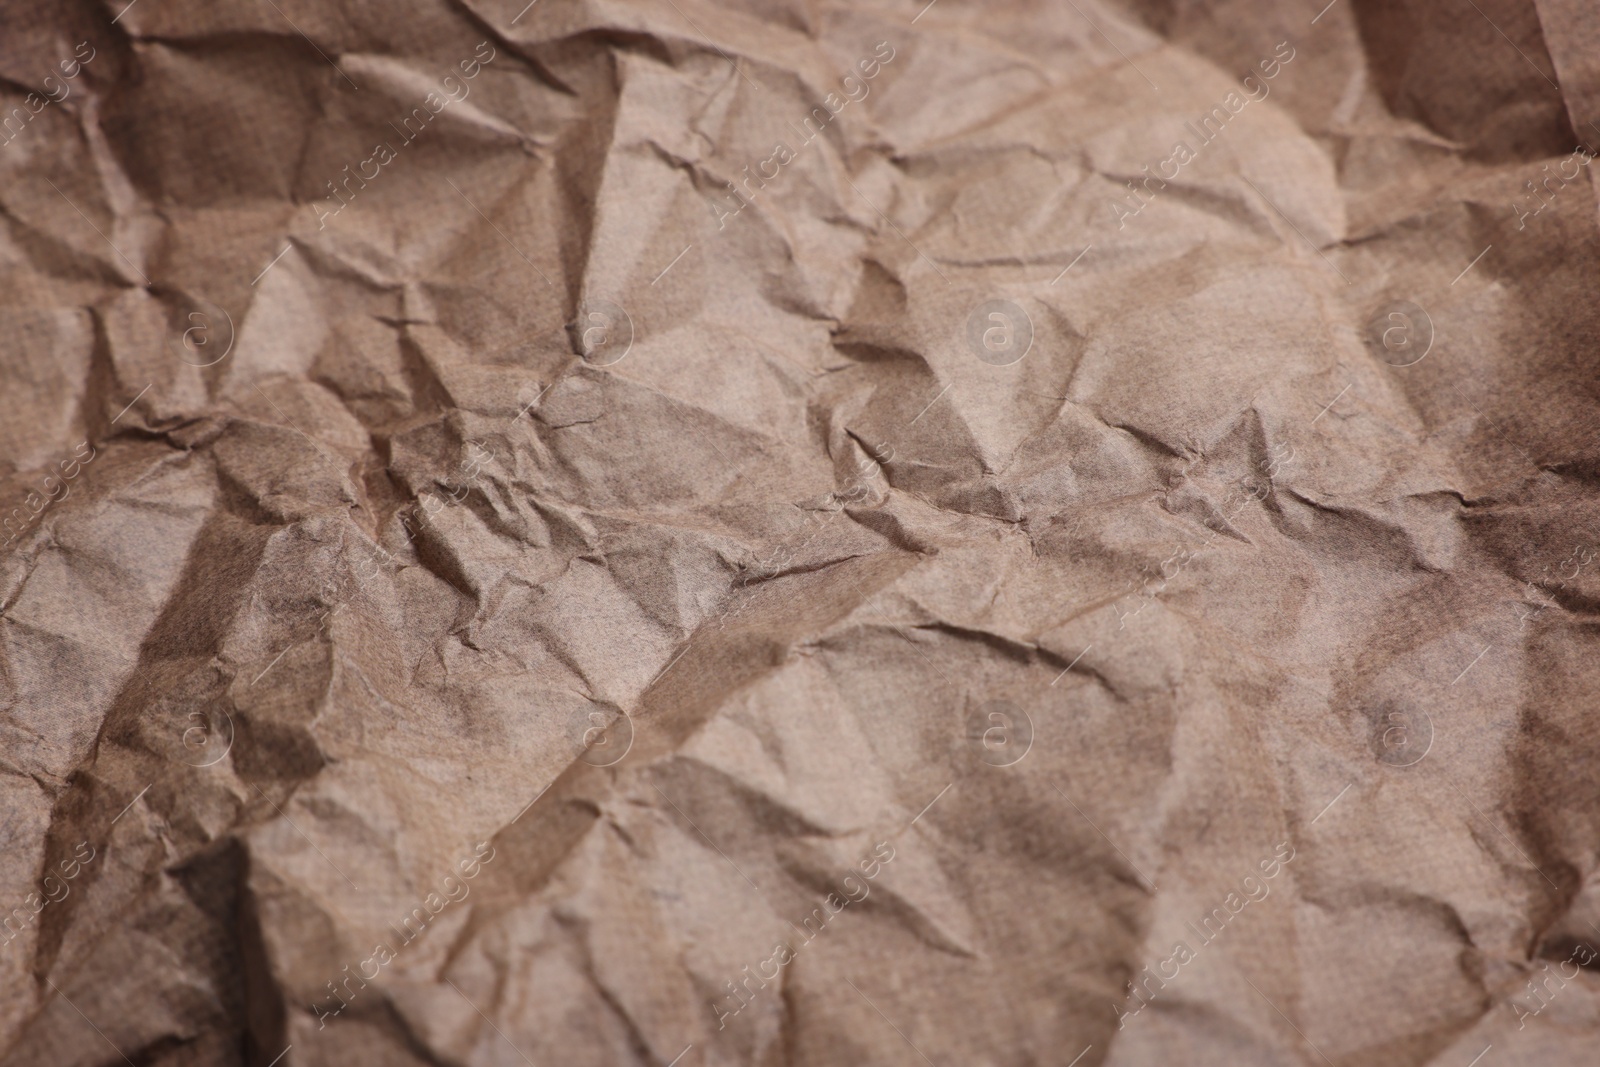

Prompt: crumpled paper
xmin=2 ymin=0 xmax=1599 ymax=1064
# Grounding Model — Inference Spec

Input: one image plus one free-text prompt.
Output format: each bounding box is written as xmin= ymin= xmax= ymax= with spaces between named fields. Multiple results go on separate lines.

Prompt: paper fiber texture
xmin=1 ymin=0 xmax=1598 ymax=1064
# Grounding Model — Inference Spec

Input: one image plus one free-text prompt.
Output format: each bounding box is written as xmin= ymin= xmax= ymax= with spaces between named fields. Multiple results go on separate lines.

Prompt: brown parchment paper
xmin=2 ymin=0 xmax=1600 ymax=1064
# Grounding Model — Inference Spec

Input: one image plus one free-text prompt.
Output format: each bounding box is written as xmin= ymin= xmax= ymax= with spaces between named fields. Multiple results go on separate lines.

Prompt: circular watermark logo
xmin=168 ymin=297 xmax=236 ymax=368
xmin=965 ymin=300 xmax=1033 ymax=366
xmin=965 ymin=700 xmax=1033 ymax=767
xmin=177 ymin=706 xmax=234 ymax=767
xmin=1370 ymin=703 xmax=1432 ymax=768
xmin=573 ymin=706 xmax=634 ymax=767
xmin=1365 ymin=301 xmax=1432 ymax=368
xmin=569 ymin=298 xmax=633 ymax=367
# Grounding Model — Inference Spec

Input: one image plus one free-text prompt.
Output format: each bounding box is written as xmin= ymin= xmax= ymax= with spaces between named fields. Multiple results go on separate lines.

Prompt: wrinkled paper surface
xmin=3 ymin=0 xmax=1600 ymax=1064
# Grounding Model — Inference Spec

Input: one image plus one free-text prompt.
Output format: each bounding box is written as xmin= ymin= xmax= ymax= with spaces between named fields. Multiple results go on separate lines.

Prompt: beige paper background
xmin=1 ymin=0 xmax=1598 ymax=1064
